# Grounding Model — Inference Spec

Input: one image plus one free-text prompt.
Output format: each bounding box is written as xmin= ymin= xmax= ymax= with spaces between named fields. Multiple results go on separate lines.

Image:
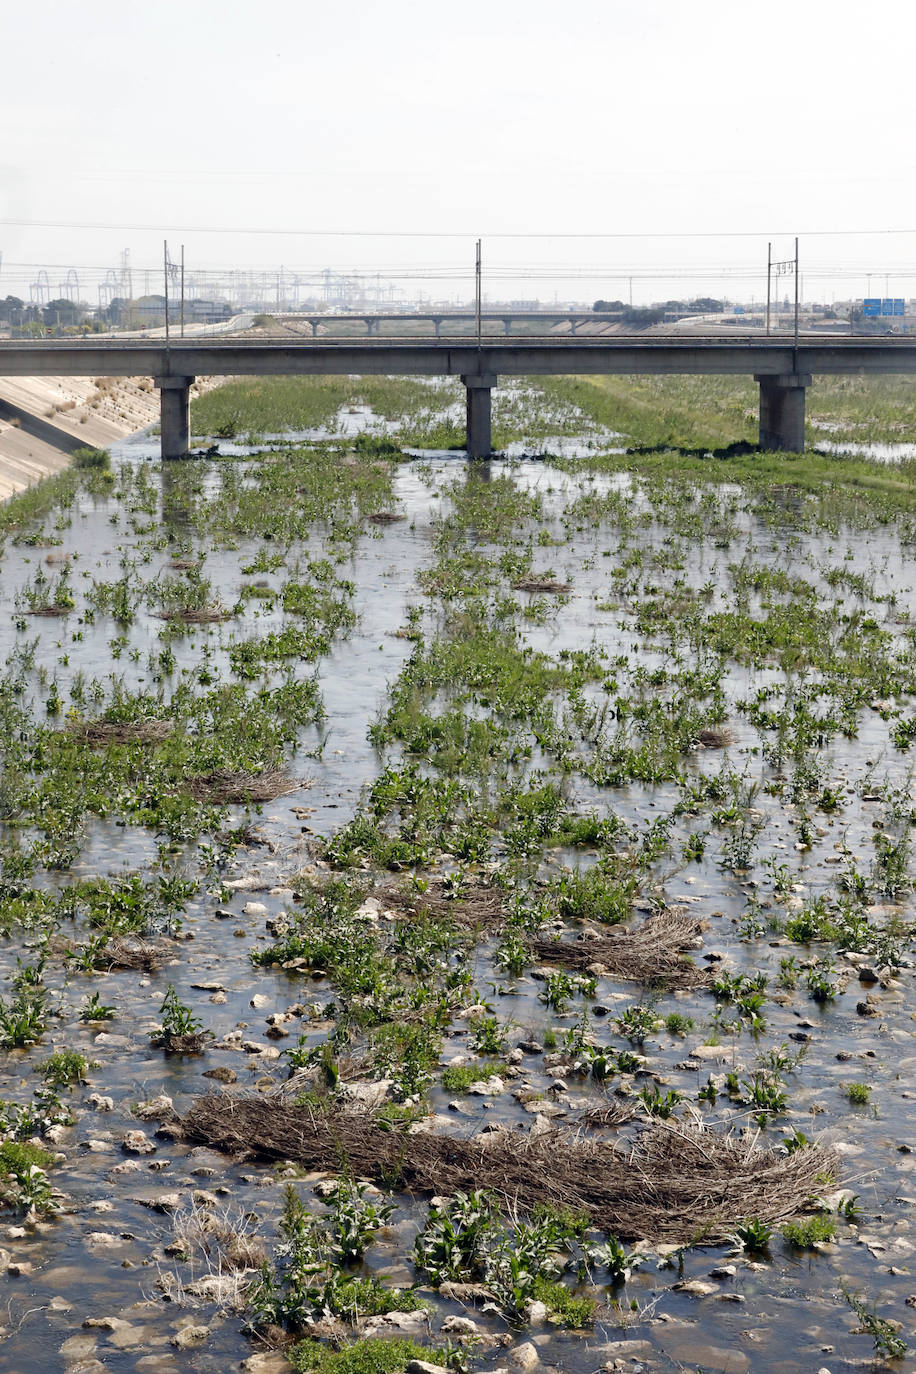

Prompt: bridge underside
xmin=153 ymin=369 xmax=810 ymax=460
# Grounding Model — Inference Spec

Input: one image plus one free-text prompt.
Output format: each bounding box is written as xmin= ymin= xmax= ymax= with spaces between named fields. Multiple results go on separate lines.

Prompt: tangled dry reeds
xmin=183 ymin=768 xmax=306 ymax=804
xmin=374 ymin=878 xmax=504 ymax=927
xmin=529 ymin=908 xmax=710 ymax=988
xmin=156 ymin=607 xmax=230 ymax=624
xmin=99 ymin=936 xmax=176 ymax=972
xmin=512 ymin=578 xmax=573 ymax=594
xmin=71 ymin=718 xmax=174 ymax=746
xmin=179 ymin=1093 xmax=836 ymax=1243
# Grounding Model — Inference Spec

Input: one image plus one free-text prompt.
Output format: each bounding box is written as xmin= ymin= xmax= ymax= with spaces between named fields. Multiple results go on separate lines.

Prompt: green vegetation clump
xmin=782 ymin=1213 xmax=836 ymax=1247
xmin=292 ymin=1339 xmax=446 ymax=1374
xmin=530 ymin=1274 xmax=596 ymax=1327
xmin=72 ymin=447 xmax=111 ymax=469
xmin=36 ymin=1050 xmax=90 ymax=1087
xmin=441 ymin=1061 xmax=502 ymax=1093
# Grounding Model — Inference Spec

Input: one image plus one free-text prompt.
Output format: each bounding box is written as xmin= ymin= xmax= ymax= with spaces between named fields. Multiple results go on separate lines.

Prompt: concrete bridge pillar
xmin=432 ymin=318 xmax=442 ymax=338
xmin=462 ymin=372 xmax=497 ymax=458
xmin=756 ymin=373 xmax=811 ymax=452
xmin=154 ymin=375 xmax=194 ymax=460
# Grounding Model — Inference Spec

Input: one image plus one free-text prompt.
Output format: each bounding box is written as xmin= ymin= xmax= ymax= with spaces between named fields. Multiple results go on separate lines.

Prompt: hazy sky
xmin=2 ymin=0 xmax=914 ymax=305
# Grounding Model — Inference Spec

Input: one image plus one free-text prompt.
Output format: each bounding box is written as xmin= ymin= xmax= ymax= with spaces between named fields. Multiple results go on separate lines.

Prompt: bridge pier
xmin=462 ymin=372 xmax=496 ymax=458
xmin=155 ymin=375 xmax=194 ymax=459
xmin=756 ymin=372 xmax=811 ymax=452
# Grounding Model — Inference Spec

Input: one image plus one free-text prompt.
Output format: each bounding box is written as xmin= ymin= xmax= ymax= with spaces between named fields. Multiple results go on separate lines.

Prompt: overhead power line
xmin=4 ymin=218 xmax=916 ymax=240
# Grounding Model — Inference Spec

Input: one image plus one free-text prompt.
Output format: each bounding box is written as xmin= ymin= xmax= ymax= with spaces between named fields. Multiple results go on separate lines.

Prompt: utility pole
xmin=180 ymin=244 xmax=185 ymax=338
xmin=475 ymin=238 xmax=482 ymax=350
xmin=794 ymin=236 xmax=799 ymax=353
xmin=163 ymin=240 xmax=170 ymax=347
xmin=770 ymin=242 xmax=797 ymax=339
xmin=766 ymin=242 xmax=772 ymax=335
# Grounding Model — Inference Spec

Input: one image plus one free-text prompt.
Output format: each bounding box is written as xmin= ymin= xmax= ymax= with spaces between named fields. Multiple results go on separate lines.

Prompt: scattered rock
xmin=362 ymin=1311 xmax=430 ymax=1335
xmin=240 ymin=1353 xmax=295 ymax=1373
xmin=60 ymin=1333 xmax=98 ymax=1360
xmin=507 ymin=1341 xmax=539 ymax=1371
xmin=522 ymin=1300 xmax=549 ymax=1325
xmin=339 ymin=1080 xmax=392 ymax=1108
xmin=122 ymin=1131 xmax=156 ymax=1155
xmin=439 ymin=1281 xmax=495 ymax=1303
xmin=134 ymin=1097 xmax=173 ymax=1121
xmin=170 ymin=1325 xmax=210 ymax=1349
xmin=597 ymin=1339 xmax=654 ymax=1360
xmin=203 ymin=1066 xmax=237 ymax=1084
xmin=468 ymin=1076 xmax=504 ymax=1096
xmin=441 ymin=1316 xmax=482 ymax=1337
xmin=137 ymin=1193 xmax=182 ymax=1213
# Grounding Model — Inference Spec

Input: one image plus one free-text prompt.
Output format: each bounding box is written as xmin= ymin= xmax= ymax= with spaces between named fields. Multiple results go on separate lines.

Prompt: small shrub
xmin=72 ymin=447 xmax=111 ymax=469
xmin=36 ymin=1051 xmax=90 ymax=1087
xmin=843 ymin=1286 xmax=907 ymax=1359
xmin=782 ymin=1213 xmax=835 ymax=1247
xmin=441 ymin=1062 xmax=502 ymax=1094
xmin=79 ymin=991 xmax=116 ymax=1022
xmin=292 ymin=1338 xmax=446 ymax=1374
xmin=530 ymin=1275 xmax=595 ymax=1327
xmin=732 ymin=1217 xmax=772 ymax=1254
xmin=615 ymin=1003 xmax=659 ymax=1045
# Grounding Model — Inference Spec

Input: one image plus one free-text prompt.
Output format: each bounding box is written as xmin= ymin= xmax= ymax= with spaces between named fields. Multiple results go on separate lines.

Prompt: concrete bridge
xmin=1 ymin=334 xmax=914 ymax=458
xmin=277 ymin=310 xmax=632 ymax=337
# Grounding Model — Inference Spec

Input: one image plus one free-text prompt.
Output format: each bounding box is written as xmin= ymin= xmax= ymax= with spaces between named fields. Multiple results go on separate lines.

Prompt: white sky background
xmin=1 ymin=0 xmax=915 ymax=306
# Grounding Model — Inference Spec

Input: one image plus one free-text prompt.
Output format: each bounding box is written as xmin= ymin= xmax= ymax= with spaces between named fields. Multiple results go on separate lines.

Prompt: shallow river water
xmin=0 ymin=410 xmax=914 ymax=1374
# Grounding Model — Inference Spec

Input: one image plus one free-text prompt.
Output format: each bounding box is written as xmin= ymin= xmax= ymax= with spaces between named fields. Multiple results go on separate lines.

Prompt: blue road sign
xmin=864 ymin=299 xmax=881 ymax=317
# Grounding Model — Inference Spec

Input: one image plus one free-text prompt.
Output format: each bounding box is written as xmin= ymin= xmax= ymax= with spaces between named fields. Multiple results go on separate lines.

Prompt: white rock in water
xmin=507 ymin=1341 xmax=540 ymax=1371
xmin=122 ymin=1131 xmax=156 ymax=1155
xmin=441 ymin=1315 xmax=481 ymax=1337
xmin=171 ymin=1324 xmax=210 ymax=1349
xmin=467 ymin=1076 xmax=504 ymax=1096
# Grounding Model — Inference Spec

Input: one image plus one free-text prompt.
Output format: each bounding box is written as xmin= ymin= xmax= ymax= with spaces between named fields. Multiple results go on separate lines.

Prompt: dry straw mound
xmin=183 ymin=768 xmax=305 ymax=804
xmin=179 ymin=1093 xmax=836 ymax=1243
xmin=71 ymin=718 xmax=174 ymax=746
xmin=530 ymin=907 xmax=711 ymax=988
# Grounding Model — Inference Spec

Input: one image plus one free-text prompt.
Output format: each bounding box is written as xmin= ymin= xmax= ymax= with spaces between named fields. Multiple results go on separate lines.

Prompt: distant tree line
xmin=0 ymin=294 xmax=105 ymax=333
xmin=593 ymin=297 xmax=726 ymax=322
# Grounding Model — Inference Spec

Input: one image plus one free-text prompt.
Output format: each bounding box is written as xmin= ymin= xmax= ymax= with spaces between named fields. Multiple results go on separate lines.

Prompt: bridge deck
xmin=1 ymin=334 xmax=916 ymax=379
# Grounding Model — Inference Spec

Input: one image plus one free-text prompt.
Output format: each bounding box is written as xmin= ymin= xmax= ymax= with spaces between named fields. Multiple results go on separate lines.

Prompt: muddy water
xmin=0 ymin=421 xmax=915 ymax=1373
